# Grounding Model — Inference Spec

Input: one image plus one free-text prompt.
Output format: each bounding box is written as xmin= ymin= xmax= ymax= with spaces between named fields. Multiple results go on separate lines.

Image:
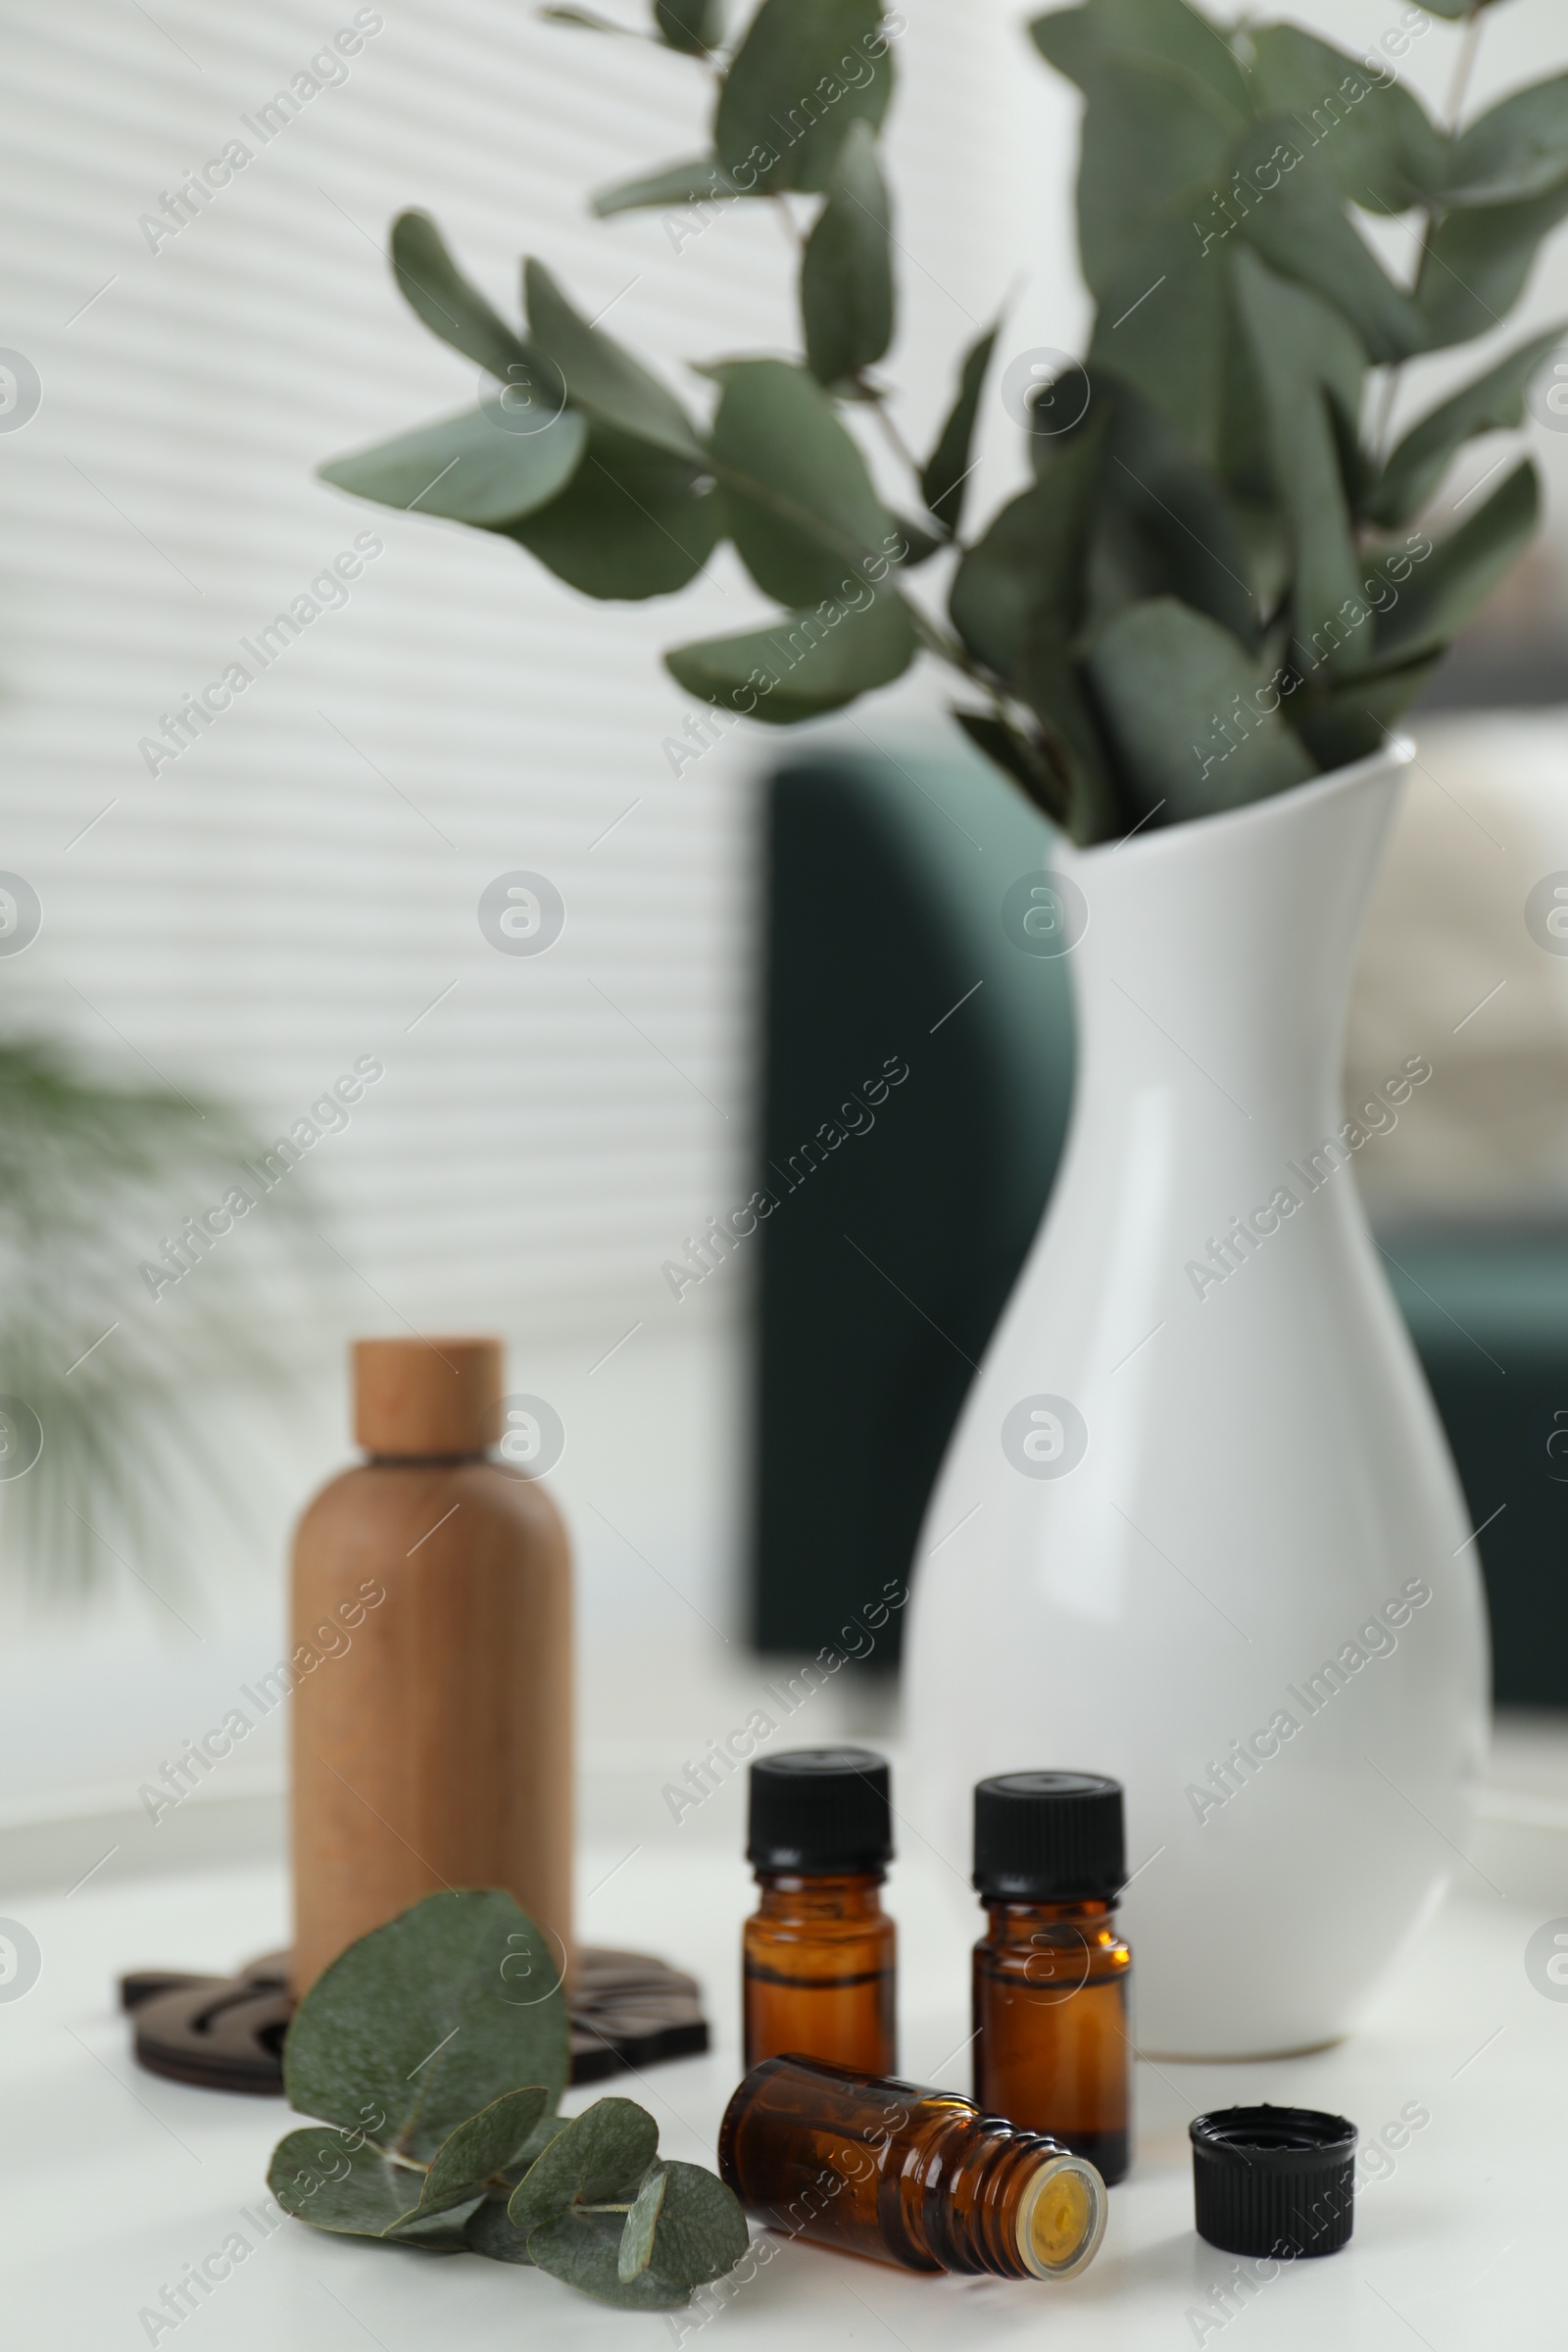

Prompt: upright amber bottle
xmin=289 ymin=1337 xmax=572 ymax=1993
xmin=743 ymin=1748 xmax=895 ymax=2074
xmin=719 ymin=2053 xmax=1107 ymax=2280
xmin=972 ymin=1773 xmax=1132 ymax=2183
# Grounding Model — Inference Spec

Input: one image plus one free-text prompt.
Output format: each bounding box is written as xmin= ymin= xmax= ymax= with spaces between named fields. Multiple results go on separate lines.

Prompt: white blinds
xmin=0 ymin=0 xmax=1044 ymax=1347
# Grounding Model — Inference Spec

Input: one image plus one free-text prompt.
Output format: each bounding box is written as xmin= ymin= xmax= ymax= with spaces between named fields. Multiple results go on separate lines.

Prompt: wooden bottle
xmin=289 ymin=1336 xmax=572 ymax=1994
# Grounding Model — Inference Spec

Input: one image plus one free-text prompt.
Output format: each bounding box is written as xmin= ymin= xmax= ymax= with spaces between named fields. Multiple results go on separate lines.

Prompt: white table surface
xmin=3 ymin=1789 xmax=1565 ymax=2352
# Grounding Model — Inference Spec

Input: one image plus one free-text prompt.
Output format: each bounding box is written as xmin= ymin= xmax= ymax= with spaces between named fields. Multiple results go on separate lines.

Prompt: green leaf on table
xmin=656 ymin=0 xmax=725 ymax=51
xmin=529 ymin=2161 xmax=750 ymax=2311
xmin=524 ymin=259 xmax=706 ymax=461
xmin=505 ymin=418 xmax=721 ymax=597
xmin=1367 ymin=326 xmax=1566 ymax=527
xmin=1233 ymin=247 xmax=1368 ymax=680
xmin=282 ymin=1889 xmax=567 ymax=2165
xmin=391 ymin=213 xmax=533 ymax=382
xmin=592 ymin=156 xmax=738 ymax=218
xmin=1234 ymin=116 xmax=1427 ymax=364
xmin=508 ymin=2097 xmax=661 ymax=2230
xmin=268 ymin=2126 xmax=425 ymax=2240
xmin=665 ymin=586 xmax=917 ymax=721
xmin=710 ymin=358 xmax=894 ymax=605
xmin=1246 ymin=25 xmax=1445 ymax=214
xmin=318 ymin=403 xmax=588 ymax=525
xmin=416 ymin=2086 xmax=552 ymax=2218
xmin=920 ymin=323 xmax=997 ymax=534
xmin=1031 ymin=0 xmax=1253 ymax=121
xmin=618 ymin=2166 xmax=668 ymax=2279
xmin=1443 ymin=73 xmax=1568 ymax=209
xmin=1374 ymin=458 xmax=1541 ymax=667
xmin=801 ymin=120 xmax=894 ymax=386
xmin=714 ymin=0 xmax=894 ymax=197
xmin=1417 ymin=183 xmax=1568 ymax=348
xmin=1085 ymin=597 xmax=1314 ymax=825
xmin=465 ymin=2195 xmax=537 ymax=2264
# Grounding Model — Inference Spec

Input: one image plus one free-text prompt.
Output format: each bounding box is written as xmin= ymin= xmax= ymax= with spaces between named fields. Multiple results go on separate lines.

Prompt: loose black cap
xmin=1190 ymin=2106 xmax=1357 ymax=2259
xmin=972 ymin=1772 xmax=1125 ymax=1901
xmin=747 ymin=1748 xmax=893 ymax=1873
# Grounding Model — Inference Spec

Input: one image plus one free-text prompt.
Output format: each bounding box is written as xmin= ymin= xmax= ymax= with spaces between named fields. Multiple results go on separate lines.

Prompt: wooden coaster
xmin=122 ymin=1946 xmax=709 ymax=2095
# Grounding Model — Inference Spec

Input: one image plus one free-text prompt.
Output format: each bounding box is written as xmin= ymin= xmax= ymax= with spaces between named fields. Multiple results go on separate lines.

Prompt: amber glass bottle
xmin=972 ymin=1773 xmax=1132 ymax=2184
xmin=719 ymin=2053 xmax=1107 ymax=2280
xmin=743 ymin=1749 xmax=896 ymax=2075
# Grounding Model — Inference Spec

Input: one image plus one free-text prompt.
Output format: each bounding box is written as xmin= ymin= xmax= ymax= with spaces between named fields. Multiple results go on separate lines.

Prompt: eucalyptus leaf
xmin=952 ymin=707 xmax=1072 ymax=827
xmin=1443 ymin=72 xmax=1568 ymax=209
xmin=889 ymin=512 xmax=943 ymax=566
xmin=1031 ymin=0 xmax=1253 ymax=122
xmin=1234 ymin=115 xmax=1427 ymax=364
xmin=1086 ymin=207 xmax=1234 ymax=466
xmin=710 ymin=358 xmax=895 ymax=603
xmin=1367 ymin=325 xmax=1566 ymax=527
xmin=529 ymin=2207 xmax=694 ymax=2309
xmin=1233 ymin=247 xmax=1368 ymax=680
xmin=1418 ymin=183 xmax=1568 ymax=348
xmin=528 ymin=2161 xmax=749 ymax=2311
xmin=505 ymin=418 xmax=721 ymax=598
xmin=1374 ymin=459 xmax=1541 ymax=668
xmin=1085 ymin=370 xmax=1256 ymax=645
xmin=1246 ymin=25 xmax=1445 ymax=214
xmin=268 ymin=2127 xmax=424 ymax=2239
xmin=920 ymin=323 xmax=998 ymax=533
xmin=416 ymin=2086 xmax=552 ymax=2217
xmin=1086 ymin=597 xmax=1315 ymax=825
xmin=391 ymin=212 xmax=533 ymax=382
xmin=714 ymin=0 xmax=894 ymax=196
xmin=801 ymin=119 xmax=894 ymax=386
xmin=318 ymin=403 xmax=588 ymax=526
xmin=592 ymin=156 xmax=738 ymax=218
xmin=618 ymin=2166 xmax=668 ymax=2279
xmin=665 ymin=586 xmax=917 ymax=721
xmin=507 ymin=2097 xmax=662 ymax=2231
xmin=1074 ymin=56 xmax=1237 ymax=296
xmin=1290 ymin=652 xmax=1442 ymax=772
xmin=540 ymin=4 xmax=631 ymax=25
xmin=656 ymin=0 xmax=724 ymax=51
xmin=281 ymin=1889 xmax=567 ymax=2164
xmin=465 ymin=2195 xmax=537 ymax=2265
xmin=524 ymin=259 xmax=706 ymax=461
xmin=950 ymin=413 xmax=1104 ymax=683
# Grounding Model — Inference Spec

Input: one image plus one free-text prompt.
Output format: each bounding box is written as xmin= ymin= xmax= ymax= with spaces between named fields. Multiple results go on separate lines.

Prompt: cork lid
xmin=353 ymin=1336 xmax=504 ymax=1458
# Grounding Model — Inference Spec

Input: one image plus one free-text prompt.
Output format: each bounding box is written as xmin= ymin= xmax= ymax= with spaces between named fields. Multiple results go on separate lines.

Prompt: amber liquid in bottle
xmin=744 ymin=1870 xmax=896 ymax=2075
xmin=719 ymin=2053 xmax=1106 ymax=2280
xmin=973 ymin=1898 xmax=1132 ymax=2183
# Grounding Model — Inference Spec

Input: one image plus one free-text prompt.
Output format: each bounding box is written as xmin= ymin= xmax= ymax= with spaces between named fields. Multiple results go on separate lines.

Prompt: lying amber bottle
xmin=972 ymin=1773 xmax=1132 ymax=2183
xmin=743 ymin=1748 xmax=896 ymax=2075
xmin=719 ymin=2053 xmax=1107 ymax=2280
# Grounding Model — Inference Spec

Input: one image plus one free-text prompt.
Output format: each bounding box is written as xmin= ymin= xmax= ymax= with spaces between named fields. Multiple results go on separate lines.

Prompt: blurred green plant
xmin=319 ymin=0 xmax=1565 ymax=841
xmin=0 ymin=1039 xmax=292 ymax=1602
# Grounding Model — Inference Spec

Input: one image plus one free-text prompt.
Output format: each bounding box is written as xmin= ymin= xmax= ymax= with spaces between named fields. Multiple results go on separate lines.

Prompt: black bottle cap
xmin=972 ymin=1772 xmax=1125 ymax=1901
xmin=1190 ymin=2106 xmax=1357 ymax=2259
xmin=747 ymin=1748 xmax=893 ymax=1873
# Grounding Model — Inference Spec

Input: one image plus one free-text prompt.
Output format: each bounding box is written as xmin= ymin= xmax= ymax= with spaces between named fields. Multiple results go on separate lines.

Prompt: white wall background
xmin=3 ymin=0 xmax=1568 ymax=1858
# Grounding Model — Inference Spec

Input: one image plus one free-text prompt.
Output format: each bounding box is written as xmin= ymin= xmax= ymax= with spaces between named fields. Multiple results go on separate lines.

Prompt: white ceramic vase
xmin=904 ymin=742 xmax=1490 ymax=2058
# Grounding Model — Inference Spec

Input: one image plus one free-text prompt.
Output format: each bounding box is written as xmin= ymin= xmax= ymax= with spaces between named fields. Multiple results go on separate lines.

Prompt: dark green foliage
xmin=267 ymin=1894 xmax=747 ymax=2314
xmin=322 ymin=0 xmax=1563 ymax=844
